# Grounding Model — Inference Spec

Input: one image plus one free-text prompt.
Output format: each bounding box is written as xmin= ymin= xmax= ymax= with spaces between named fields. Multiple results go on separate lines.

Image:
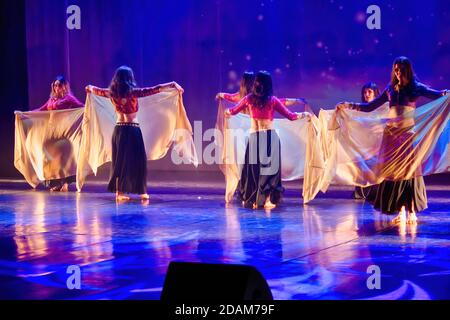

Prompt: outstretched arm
xmin=417 ymin=83 xmax=448 ymax=100
xmin=339 ymin=87 xmax=389 ymax=112
xmin=136 ymin=81 xmax=184 ymax=97
xmin=279 ymin=98 xmax=307 ymax=107
xmin=357 ymin=89 xmax=389 ymax=112
xmin=158 ymin=81 xmax=184 ymax=94
xmin=55 ymin=94 xmax=84 ymax=109
xmin=132 ymin=86 xmax=161 ymax=98
xmin=86 ymin=85 xmax=110 ymax=98
xmin=217 ymin=92 xmax=241 ymax=103
xmin=225 ymin=96 xmax=248 ymax=116
xmin=274 ymin=97 xmax=300 ymax=121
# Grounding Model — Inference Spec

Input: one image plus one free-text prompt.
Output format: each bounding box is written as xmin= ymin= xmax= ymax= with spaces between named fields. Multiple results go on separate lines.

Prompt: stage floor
xmin=0 ymin=179 xmax=449 ymax=300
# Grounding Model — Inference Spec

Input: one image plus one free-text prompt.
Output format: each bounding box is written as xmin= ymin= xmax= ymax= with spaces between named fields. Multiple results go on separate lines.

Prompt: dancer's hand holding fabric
xmin=216 ymin=93 xmax=225 ymax=101
xmin=159 ymin=82 xmax=184 ymax=94
xmin=85 ymin=85 xmax=110 ymax=97
xmin=299 ymin=112 xmax=312 ymax=121
xmin=224 ymin=109 xmax=231 ymax=118
xmin=171 ymin=82 xmax=184 ymax=94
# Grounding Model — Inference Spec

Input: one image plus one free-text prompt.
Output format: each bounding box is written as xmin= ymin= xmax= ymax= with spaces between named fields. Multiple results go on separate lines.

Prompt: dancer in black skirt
xmin=86 ymin=66 xmax=182 ymax=201
xmin=340 ymin=57 xmax=448 ymax=224
xmin=225 ymin=71 xmax=311 ymax=209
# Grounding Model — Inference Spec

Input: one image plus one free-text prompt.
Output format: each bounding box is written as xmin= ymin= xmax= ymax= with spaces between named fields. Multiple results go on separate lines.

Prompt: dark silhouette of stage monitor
xmin=160 ymin=262 xmax=273 ymax=301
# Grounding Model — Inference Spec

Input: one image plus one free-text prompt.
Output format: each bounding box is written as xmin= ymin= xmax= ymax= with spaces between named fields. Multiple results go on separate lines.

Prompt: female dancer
xmin=37 ymin=75 xmax=84 ymax=111
xmin=86 ymin=66 xmax=182 ymax=201
xmin=353 ymin=82 xmax=380 ymax=200
xmin=34 ymin=75 xmax=84 ymax=191
xmin=225 ymin=70 xmax=310 ymax=209
xmin=340 ymin=57 xmax=448 ymax=224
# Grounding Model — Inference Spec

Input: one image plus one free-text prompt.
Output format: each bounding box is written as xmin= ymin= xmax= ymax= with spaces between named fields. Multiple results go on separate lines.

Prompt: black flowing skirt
xmin=107 ymin=123 xmax=147 ymax=194
xmin=373 ymin=177 xmax=427 ymax=214
xmin=43 ymin=175 xmax=76 ymax=189
xmin=238 ymin=130 xmax=284 ymax=207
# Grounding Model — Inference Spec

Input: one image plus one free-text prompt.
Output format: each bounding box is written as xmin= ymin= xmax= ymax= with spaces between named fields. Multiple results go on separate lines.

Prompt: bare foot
xmin=392 ymin=207 xmax=406 ymax=224
xmin=60 ymin=183 xmax=69 ymax=192
xmin=407 ymin=212 xmax=418 ymax=224
xmin=116 ymin=192 xmax=130 ymax=201
xmin=50 ymin=186 xmax=59 ymax=192
xmin=140 ymin=194 xmax=150 ymax=200
xmin=252 ymin=203 xmax=258 ymax=210
xmin=264 ymin=198 xmax=276 ymax=209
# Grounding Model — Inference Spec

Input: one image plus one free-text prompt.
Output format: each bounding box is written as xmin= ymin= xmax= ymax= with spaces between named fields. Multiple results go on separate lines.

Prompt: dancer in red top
xmin=36 ymin=75 xmax=84 ymax=111
xmin=225 ymin=70 xmax=310 ymax=209
xmin=86 ymin=65 xmax=182 ymax=201
xmin=34 ymin=76 xmax=84 ymax=191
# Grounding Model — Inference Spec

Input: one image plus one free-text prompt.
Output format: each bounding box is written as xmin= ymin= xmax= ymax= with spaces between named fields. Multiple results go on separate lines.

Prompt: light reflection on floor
xmin=0 ymin=180 xmax=449 ymax=300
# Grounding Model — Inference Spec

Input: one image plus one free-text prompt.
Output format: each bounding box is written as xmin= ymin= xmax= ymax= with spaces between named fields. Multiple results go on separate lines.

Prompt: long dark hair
xmin=50 ymin=75 xmax=70 ymax=98
xmin=109 ymin=66 xmax=137 ymax=98
xmin=390 ymin=56 xmax=417 ymax=91
xmin=361 ymin=82 xmax=380 ymax=103
xmin=249 ymin=70 xmax=273 ymax=108
xmin=239 ymin=71 xmax=255 ymax=98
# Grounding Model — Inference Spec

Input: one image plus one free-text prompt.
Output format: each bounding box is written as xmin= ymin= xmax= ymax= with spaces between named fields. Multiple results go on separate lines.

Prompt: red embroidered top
xmin=92 ymin=87 xmax=160 ymax=114
xmin=223 ymin=92 xmax=242 ymax=103
xmin=38 ymin=94 xmax=84 ymax=111
xmin=228 ymin=95 xmax=298 ymax=121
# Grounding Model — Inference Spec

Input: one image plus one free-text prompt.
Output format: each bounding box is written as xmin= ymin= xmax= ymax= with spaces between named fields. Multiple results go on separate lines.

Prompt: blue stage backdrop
xmin=25 ymin=0 xmax=450 ymax=170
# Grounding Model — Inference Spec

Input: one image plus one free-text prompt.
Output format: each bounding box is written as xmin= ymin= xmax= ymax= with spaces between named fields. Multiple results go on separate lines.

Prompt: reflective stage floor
xmin=0 ymin=177 xmax=449 ymax=300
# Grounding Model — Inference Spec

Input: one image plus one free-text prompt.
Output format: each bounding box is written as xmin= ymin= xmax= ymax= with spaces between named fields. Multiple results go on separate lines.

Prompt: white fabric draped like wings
xmin=14 ymin=88 xmax=198 ymax=190
xmin=14 ymin=108 xmax=84 ymax=188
